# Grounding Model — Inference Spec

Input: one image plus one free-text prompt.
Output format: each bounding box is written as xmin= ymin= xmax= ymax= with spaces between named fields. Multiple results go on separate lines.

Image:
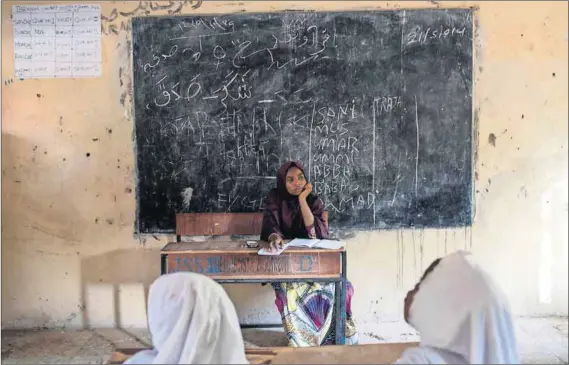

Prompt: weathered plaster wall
xmin=2 ymin=1 xmax=567 ymax=335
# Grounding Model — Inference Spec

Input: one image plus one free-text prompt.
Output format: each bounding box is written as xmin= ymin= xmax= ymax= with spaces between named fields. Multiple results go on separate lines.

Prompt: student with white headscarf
xmin=396 ymin=251 xmax=520 ymax=364
xmin=125 ymin=272 xmax=248 ymax=364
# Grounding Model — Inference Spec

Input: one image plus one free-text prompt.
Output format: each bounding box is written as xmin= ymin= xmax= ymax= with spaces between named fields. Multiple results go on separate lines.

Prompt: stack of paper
xmin=257 ymin=243 xmax=289 ymax=256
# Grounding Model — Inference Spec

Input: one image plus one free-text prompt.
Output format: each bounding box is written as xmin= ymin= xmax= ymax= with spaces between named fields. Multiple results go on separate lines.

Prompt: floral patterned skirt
xmin=272 ymin=281 xmax=359 ymax=347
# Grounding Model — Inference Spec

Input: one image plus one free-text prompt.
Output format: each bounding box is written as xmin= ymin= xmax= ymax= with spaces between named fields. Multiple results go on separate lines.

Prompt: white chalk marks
xmin=414 ymin=94 xmax=419 ymax=198
xmin=182 ymin=187 xmax=194 ymax=209
xmin=372 ymin=99 xmax=377 ymax=225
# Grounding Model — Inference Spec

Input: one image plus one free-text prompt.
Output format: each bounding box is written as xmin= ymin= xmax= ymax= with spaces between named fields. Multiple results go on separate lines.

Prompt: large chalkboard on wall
xmin=132 ymin=9 xmax=473 ymax=233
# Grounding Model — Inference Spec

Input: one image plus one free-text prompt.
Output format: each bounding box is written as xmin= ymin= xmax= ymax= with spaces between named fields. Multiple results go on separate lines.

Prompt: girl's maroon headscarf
xmin=261 ymin=161 xmax=329 ymax=241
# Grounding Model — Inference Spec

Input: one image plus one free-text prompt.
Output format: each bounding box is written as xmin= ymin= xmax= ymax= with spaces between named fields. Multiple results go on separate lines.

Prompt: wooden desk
xmin=160 ymin=240 xmax=347 ymax=344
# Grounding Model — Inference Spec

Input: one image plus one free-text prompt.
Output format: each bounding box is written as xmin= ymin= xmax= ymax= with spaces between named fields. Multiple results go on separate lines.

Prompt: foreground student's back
xmin=125 ymin=272 xmax=248 ymax=364
xmin=396 ymin=251 xmax=519 ymax=364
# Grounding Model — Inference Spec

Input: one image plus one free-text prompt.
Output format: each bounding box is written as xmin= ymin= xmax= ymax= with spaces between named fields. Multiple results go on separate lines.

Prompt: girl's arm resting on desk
xmin=261 ymin=191 xmax=285 ymax=251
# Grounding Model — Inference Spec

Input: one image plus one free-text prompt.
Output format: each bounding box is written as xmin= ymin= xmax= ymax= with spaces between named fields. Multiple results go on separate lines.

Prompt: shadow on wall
xmin=80 ymin=248 xmax=161 ymax=331
xmin=2 ymin=132 xmax=93 ymax=328
xmin=79 ymin=246 xmax=282 ymax=330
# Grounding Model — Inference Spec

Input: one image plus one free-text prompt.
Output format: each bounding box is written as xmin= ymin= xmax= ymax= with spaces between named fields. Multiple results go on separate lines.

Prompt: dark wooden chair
xmin=174 ymin=211 xmax=328 ymax=241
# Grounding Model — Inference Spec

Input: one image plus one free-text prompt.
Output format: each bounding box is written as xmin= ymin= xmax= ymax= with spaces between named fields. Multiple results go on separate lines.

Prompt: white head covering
xmin=125 ymin=272 xmax=248 ymax=364
xmin=396 ymin=251 xmax=519 ymax=364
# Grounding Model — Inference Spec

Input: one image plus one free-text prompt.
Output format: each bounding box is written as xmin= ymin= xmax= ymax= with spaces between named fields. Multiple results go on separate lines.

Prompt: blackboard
xmin=132 ymin=9 xmax=473 ymax=233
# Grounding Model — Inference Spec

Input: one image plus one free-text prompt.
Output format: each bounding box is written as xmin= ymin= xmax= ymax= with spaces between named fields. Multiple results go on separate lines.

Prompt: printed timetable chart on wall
xmin=12 ymin=4 xmax=102 ymax=78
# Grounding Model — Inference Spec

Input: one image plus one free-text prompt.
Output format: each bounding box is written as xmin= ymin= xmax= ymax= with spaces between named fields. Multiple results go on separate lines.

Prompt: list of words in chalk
xmin=12 ymin=4 xmax=102 ymax=78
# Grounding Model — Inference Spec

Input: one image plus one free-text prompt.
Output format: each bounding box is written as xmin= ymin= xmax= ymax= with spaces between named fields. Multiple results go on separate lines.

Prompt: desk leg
xmin=161 ymin=254 xmax=167 ymax=275
xmin=335 ymin=251 xmax=347 ymax=345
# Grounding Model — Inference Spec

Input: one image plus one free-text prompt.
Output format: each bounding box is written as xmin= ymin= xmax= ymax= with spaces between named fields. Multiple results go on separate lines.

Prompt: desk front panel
xmin=164 ymin=251 xmax=342 ymax=280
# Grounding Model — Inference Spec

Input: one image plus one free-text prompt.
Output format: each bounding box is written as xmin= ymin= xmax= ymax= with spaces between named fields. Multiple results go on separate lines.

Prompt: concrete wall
xmin=2 ymin=1 xmax=567 ymax=335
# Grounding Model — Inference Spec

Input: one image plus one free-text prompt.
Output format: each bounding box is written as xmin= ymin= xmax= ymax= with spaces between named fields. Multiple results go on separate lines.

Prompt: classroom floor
xmin=1 ymin=316 xmax=567 ymax=364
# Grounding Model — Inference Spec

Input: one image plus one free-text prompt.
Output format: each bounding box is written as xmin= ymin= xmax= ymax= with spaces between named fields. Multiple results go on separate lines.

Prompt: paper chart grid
xmin=12 ymin=4 xmax=102 ymax=78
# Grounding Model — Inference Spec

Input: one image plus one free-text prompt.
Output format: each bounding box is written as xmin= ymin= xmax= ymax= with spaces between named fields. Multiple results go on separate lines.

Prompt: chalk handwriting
xmin=406 ymin=26 xmax=467 ymax=45
xmin=134 ymin=11 xmax=473 ymax=225
xmin=101 ymin=0 xmax=203 ymax=35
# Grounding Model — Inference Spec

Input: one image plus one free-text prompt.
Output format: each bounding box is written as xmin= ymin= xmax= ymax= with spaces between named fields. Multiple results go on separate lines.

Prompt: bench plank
xmin=109 ymin=343 xmax=417 ymax=364
xmin=270 ymin=343 xmax=418 ymax=364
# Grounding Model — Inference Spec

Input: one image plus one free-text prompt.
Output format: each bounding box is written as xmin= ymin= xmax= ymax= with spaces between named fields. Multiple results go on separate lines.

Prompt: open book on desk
xmin=257 ymin=238 xmax=345 ymax=256
xmin=287 ymin=238 xmax=345 ymax=250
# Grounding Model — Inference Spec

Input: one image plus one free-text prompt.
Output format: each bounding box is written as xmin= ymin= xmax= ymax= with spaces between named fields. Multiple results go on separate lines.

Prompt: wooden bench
xmin=109 ymin=347 xmax=280 ymax=364
xmin=109 ymin=343 xmax=419 ymax=364
xmin=160 ymin=212 xmax=349 ymax=345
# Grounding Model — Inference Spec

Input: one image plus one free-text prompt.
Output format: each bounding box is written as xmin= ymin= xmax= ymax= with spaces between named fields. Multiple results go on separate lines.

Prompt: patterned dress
xmin=272 ymin=281 xmax=359 ymax=347
xmin=271 ymin=224 xmax=359 ymax=347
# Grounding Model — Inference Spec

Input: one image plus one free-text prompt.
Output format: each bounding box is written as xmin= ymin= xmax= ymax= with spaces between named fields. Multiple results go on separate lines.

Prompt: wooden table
xmin=160 ymin=240 xmax=348 ymax=344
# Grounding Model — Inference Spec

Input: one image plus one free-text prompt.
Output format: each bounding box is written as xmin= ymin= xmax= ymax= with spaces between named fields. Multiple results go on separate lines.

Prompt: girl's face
xmin=285 ymin=167 xmax=307 ymax=196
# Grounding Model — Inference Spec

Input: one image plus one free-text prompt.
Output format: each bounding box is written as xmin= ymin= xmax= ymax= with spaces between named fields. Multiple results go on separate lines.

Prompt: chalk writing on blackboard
xmin=132 ymin=10 xmax=474 ymax=233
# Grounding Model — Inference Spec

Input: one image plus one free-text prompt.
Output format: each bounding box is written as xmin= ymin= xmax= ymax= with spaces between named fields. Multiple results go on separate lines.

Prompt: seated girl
xmin=261 ymin=160 xmax=359 ymax=347
xmin=125 ymin=272 xmax=248 ymax=364
xmin=396 ymin=251 xmax=519 ymax=364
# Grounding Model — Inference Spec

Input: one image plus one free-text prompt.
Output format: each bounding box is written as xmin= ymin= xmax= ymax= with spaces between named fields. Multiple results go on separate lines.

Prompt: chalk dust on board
xmin=182 ymin=187 xmax=194 ymax=209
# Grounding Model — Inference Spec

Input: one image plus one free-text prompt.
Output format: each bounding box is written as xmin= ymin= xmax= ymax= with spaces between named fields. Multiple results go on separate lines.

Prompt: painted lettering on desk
xmin=173 ymin=257 xmax=206 ymax=273
xmin=169 ymin=254 xmax=315 ymax=273
xmin=170 ymin=256 xmax=220 ymax=273
xmin=207 ymin=256 xmax=221 ymax=273
xmin=299 ymin=255 xmax=313 ymax=272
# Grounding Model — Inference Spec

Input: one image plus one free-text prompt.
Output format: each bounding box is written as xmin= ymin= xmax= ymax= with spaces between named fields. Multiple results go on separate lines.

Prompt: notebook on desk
xmin=257 ymin=238 xmax=345 ymax=255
